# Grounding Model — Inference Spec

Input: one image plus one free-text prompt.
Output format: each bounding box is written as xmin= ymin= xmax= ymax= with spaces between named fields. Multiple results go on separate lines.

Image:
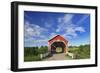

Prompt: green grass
xmin=66 ymin=55 xmax=73 ymax=60
xmin=24 ymin=55 xmax=41 ymax=62
xmin=24 ymin=46 xmax=48 ymax=62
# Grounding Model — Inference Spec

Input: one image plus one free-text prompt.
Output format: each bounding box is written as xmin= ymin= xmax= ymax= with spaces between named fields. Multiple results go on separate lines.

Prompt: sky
xmin=24 ymin=11 xmax=90 ymax=47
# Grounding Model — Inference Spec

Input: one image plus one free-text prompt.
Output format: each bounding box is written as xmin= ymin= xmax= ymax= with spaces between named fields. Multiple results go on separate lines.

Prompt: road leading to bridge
xmin=43 ymin=53 xmax=71 ymax=61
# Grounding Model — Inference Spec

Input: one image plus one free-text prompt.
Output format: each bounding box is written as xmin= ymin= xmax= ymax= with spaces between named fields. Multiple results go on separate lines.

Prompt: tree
xmin=38 ymin=46 xmax=48 ymax=54
xmin=76 ymin=44 xmax=90 ymax=59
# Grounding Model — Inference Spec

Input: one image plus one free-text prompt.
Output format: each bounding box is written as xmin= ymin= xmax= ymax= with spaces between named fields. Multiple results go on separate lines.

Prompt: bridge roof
xmin=48 ymin=35 xmax=68 ymax=44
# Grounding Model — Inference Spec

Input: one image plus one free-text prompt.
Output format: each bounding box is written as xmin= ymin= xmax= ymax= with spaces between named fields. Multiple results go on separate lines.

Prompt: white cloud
xmin=24 ymin=21 xmax=50 ymax=47
xmin=58 ymin=14 xmax=73 ymax=24
xmin=77 ymin=15 xmax=89 ymax=25
xmin=75 ymin=27 xmax=85 ymax=32
xmin=56 ymin=14 xmax=86 ymax=39
xmin=44 ymin=22 xmax=52 ymax=28
xmin=24 ymin=21 xmax=48 ymax=40
xmin=56 ymin=14 xmax=74 ymax=33
xmin=50 ymin=33 xmax=57 ymax=38
xmin=63 ymin=14 xmax=74 ymax=24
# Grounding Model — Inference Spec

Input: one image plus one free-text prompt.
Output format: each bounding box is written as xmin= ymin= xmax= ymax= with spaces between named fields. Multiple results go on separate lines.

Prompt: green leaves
xmin=68 ymin=44 xmax=90 ymax=59
xmin=24 ymin=46 xmax=48 ymax=61
xmin=77 ymin=45 xmax=90 ymax=59
xmin=38 ymin=46 xmax=48 ymax=54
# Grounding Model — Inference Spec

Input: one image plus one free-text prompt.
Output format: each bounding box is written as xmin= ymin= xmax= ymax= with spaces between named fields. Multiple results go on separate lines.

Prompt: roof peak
xmin=48 ymin=35 xmax=66 ymax=42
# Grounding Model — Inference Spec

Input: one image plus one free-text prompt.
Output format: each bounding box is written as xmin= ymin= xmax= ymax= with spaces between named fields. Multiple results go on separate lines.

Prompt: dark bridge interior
xmin=51 ymin=41 xmax=66 ymax=54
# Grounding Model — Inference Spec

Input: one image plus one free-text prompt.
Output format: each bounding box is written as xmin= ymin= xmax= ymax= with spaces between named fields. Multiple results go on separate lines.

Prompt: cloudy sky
xmin=24 ymin=11 xmax=90 ymax=47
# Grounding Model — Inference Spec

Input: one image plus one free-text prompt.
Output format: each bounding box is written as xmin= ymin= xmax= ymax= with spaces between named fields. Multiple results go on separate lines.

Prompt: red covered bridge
xmin=48 ymin=35 xmax=68 ymax=54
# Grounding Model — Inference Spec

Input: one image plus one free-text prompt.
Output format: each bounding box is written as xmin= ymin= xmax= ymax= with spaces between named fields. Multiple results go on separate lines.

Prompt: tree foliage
xmin=24 ymin=46 xmax=48 ymax=61
xmin=68 ymin=44 xmax=90 ymax=59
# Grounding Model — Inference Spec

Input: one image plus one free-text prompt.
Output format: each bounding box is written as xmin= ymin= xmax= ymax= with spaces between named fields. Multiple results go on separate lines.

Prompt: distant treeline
xmin=68 ymin=44 xmax=90 ymax=48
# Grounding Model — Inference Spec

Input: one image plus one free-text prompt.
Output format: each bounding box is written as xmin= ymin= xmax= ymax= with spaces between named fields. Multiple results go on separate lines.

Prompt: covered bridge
xmin=48 ymin=35 xmax=68 ymax=54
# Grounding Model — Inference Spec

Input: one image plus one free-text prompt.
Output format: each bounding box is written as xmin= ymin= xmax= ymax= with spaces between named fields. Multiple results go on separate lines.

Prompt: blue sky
xmin=24 ymin=11 xmax=90 ymax=47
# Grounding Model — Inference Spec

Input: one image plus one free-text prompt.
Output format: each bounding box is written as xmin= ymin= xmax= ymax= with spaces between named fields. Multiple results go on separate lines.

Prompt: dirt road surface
xmin=43 ymin=53 xmax=68 ymax=61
